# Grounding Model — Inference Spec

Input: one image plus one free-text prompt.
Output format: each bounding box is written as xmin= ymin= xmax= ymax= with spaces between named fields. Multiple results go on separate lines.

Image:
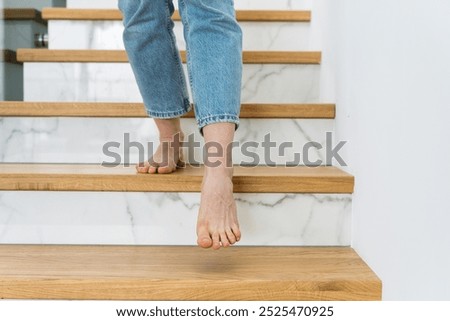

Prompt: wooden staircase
xmin=0 ymin=4 xmax=382 ymax=301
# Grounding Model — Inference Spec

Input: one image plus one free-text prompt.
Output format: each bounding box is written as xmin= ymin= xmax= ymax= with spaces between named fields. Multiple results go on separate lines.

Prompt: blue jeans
xmin=118 ymin=0 xmax=243 ymax=133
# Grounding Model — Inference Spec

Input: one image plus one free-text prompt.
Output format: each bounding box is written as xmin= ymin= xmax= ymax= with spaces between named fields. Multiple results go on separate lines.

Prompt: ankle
xmin=204 ymin=165 xmax=233 ymax=178
xmin=159 ymin=131 xmax=184 ymax=142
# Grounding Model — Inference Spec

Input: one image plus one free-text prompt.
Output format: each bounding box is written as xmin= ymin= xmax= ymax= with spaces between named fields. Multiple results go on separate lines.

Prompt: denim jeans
xmin=118 ymin=0 xmax=243 ymax=133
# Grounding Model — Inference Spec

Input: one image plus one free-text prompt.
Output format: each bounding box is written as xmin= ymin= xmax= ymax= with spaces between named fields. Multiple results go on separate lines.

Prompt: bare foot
xmin=197 ymin=168 xmax=241 ymax=249
xmin=136 ymin=132 xmax=184 ymax=174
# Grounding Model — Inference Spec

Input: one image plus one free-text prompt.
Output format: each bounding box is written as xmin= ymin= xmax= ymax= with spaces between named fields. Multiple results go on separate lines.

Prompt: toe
xmin=147 ymin=158 xmax=160 ymax=174
xmin=197 ymin=225 xmax=212 ymax=248
xmin=212 ymin=232 xmax=221 ymax=250
xmin=176 ymin=160 xmax=186 ymax=168
xmin=231 ymin=224 xmax=241 ymax=242
xmin=225 ymin=228 xmax=237 ymax=245
xmin=156 ymin=166 xmax=175 ymax=174
xmin=136 ymin=162 xmax=150 ymax=174
xmin=147 ymin=166 xmax=158 ymax=174
xmin=220 ymin=232 xmax=230 ymax=247
xmin=198 ymin=237 xmax=212 ymax=248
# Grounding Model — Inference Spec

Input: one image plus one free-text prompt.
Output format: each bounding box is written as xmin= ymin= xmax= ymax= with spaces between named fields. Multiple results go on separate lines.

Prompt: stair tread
xmin=0 ymin=245 xmax=381 ymax=300
xmin=0 ymin=164 xmax=354 ymax=193
xmin=0 ymin=101 xmax=335 ymax=118
xmin=42 ymin=8 xmax=311 ymax=22
xmin=16 ymin=49 xmax=322 ymax=64
xmin=2 ymin=8 xmax=46 ymax=25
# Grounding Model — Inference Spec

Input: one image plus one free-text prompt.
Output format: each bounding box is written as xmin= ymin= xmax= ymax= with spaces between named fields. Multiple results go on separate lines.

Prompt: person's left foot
xmin=136 ymin=132 xmax=184 ymax=174
xmin=196 ymin=168 xmax=241 ymax=249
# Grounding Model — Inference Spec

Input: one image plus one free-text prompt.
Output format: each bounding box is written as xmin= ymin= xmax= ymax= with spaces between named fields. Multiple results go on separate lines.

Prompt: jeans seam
xmin=198 ymin=114 xmax=240 ymax=126
xmin=179 ymin=0 xmax=196 ymax=112
xmin=146 ymin=108 xmax=190 ymax=119
xmin=165 ymin=0 xmax=189 ymax=108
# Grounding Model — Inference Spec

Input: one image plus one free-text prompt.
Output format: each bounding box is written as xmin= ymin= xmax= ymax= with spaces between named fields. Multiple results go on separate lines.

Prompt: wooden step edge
xmin=2 ymin=8 xmax=47 ymax=25
xmin=16 ymin=49 xmax=322 ymax=64
xmin=0 ymin=102 xmax=335 ymax=119
xmin=42 ymin=8 xmax=311 ymax=22
xmin=0 ymin=164 xmax=354 ymax=193
xmin=0 ymin=245 xmax=381 ymax=301
xmin=1 ymin=50 xmax=22 ymax=65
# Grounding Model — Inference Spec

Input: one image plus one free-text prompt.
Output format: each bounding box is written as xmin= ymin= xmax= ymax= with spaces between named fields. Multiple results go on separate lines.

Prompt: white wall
xmin=318 ymin=0 xmax=450 ymax=299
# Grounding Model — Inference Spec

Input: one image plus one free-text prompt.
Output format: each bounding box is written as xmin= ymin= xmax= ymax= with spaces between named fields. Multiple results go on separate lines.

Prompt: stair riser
xmin=24 ymin=63 xmax=320 ymax=103
xmin=3 ymin=22 xmax=47 ymax=51
xmin=66 ymin=0 xmax=312 ymax=10
xmin=0 ymin=118 xmax=334 ymax=165
xmin=48 ymin=21 xmax=312 ymax=51
xmin=0 ymin=192 xmax=351 ymax=246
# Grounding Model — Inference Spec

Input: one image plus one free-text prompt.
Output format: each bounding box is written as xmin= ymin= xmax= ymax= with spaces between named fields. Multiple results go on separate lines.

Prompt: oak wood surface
xmin=2 ymin=8 xmax=46 ymax=25
xmin=0 ymin=164 xmax=354 ymax=193
xmin=41 ymin=8 xmax=311 ymax=22
xmin=16 ymin=49 xmax=322 ymax=64
xmin=0 ymin=101 xmax=335 ymax=118
xmin=0 ymin=245 xmax=381 ymax=300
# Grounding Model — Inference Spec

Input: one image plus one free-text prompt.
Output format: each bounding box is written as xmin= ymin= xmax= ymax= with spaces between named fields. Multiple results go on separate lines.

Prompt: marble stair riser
xmin=0 ymin=191 xmax=351 ymax=246
xmin=66 ymin=0 xmax=312 ymax=10
xmin=0 ymin=117 xmax=335 ymax=165
xmin=48 ymin=21 xmax=313 ymax=51
xmin=24 ymin=63 xmax=321 ymax=104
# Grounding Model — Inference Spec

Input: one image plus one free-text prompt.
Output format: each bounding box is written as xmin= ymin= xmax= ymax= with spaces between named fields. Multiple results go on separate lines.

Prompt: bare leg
xmin=136 ymin=118 xmax=184 ymax=174
xmin=197 ymin=123 xmax=241 ymax=249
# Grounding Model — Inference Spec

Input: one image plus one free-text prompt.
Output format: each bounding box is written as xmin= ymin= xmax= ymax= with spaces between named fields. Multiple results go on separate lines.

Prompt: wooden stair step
xmin=2 ymin=8 xmax=46 ymax=25
xmin=16 ymin=49 xmax=322 ymax=64
xmin=0 ymin=101 xmax=335 ymax=118
xmin=0 ymin=164 xmax=354 ymax=193
xmin=0 ymin=245 xmax=381 ymax=300
xmin=42 ymin=8 xmax=312 ymax=22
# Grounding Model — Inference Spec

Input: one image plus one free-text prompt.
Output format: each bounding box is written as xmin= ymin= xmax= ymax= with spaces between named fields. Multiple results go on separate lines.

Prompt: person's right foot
xmin=136 ymin=132 xmax=184 ymax=174
xmin=196 ymin=167 xmax=241 ymax=249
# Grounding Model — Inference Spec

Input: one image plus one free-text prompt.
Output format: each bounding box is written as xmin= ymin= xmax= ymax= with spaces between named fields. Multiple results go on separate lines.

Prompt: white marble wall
xmin=0 ymin=117 xmax=334 ymax=165
xmin=0 ymin=192 xmax=351 ymax=246
xmin=66 ymin=0 xmax=312 ymax=10
xmin=24 ymin=63 xmax=320 ymax=104
xmin=49 ymin=1 xmax=318 ymax=55
xmin=49 ymin=21 xmax=314 ymax=51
